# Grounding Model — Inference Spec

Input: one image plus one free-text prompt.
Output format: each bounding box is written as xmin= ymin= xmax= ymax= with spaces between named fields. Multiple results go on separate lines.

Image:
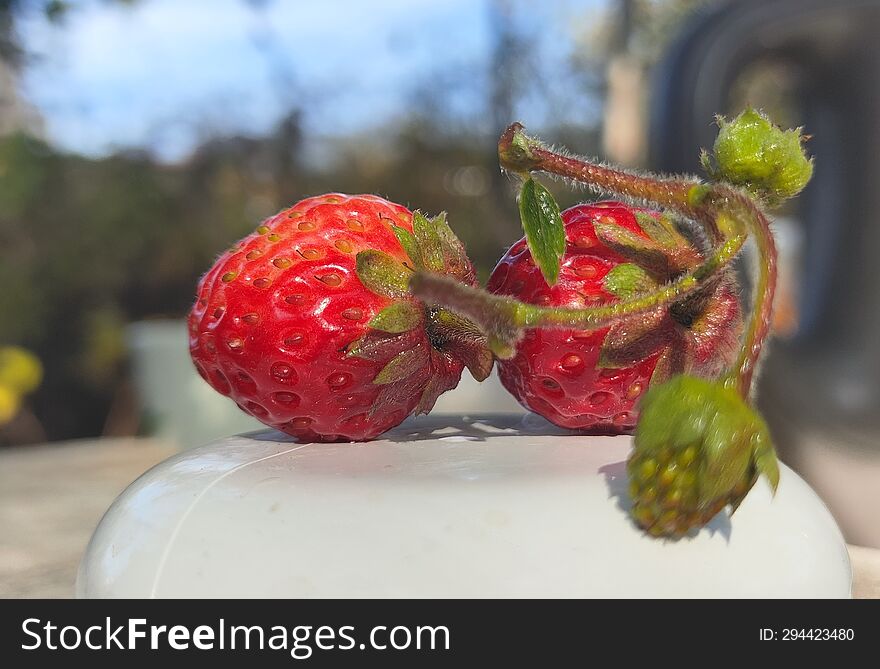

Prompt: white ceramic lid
xmin=77 ymin=413 xmax=851 ymax=598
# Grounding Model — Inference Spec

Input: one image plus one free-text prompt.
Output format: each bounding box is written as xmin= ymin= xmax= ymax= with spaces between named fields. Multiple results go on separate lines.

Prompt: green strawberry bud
xmin=627 ymin=375 xmax=779 ymax=538
xmin=702 ymin=107 xmax=813 ymax=205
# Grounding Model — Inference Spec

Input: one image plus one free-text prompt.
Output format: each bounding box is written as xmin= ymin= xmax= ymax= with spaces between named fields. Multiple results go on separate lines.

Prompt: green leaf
xmin=355 ymin=250 xmax=411 ymax=298
xmin=603 ymin=263 xmax=657 ymax=300
xmin=392 ymin=224 xmax=421 ymax=267
xmin=368 ymin=301 xmax=422 ymax=333
xmin=373 ymin=345 xmax=429 ymax=385
xmin=518 ymin=177 xmax=565 ymax=286
xmin=412 ymin=211 xmax=444 ymax=272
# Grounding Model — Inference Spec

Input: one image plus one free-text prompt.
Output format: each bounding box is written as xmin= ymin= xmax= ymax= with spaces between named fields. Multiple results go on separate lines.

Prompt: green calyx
xmin=355 ymin=250 xmax=411 ymax=298
xmin=497 ymin=122 xmax=541 ymax=174
xmin=602 ymin=263 xmax=655 ymax=301
xmin=628 ymin=375 xmax=779 ymax=537
xmin=701 ymin=107 xmax=813 ymax=205
xmin=367 ymin=301 xmax=421 ymax=333
xmin=351 ymin=211 xmax=492 ymax=408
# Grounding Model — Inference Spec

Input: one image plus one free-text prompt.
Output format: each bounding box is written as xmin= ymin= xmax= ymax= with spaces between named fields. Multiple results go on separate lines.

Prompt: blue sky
xmin=17 ymin=0 xmax=606 ymax=162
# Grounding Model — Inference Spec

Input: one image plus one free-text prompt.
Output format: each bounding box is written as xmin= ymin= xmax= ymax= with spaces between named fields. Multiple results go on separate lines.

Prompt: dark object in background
xmin=650 ymin=0 xmax=880 ymax=546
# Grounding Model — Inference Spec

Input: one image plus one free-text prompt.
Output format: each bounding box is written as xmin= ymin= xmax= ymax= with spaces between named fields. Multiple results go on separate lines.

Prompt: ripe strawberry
xmin=486 ymin=200 xmax=741 ymax=433
xmin=189 ymin=193 xmax=491 ymax=442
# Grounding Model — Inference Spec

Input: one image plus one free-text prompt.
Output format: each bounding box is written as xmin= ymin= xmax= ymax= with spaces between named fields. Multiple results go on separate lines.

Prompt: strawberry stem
xmin=410 ymin=232 xmax=745 ymax=358
xmin=717 ymin=186 xmax=777 ymax=398
xmin=498 ymin=123 xmax=725 ymax=242
xmin=498 ymin=123 xmax=781 ymax=399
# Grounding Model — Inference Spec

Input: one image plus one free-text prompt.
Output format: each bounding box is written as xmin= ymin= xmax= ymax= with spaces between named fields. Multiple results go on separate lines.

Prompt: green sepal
xmin=428 ymin=308 xmax=493 ymax=381
xmin=603 ymin=263 xmax=657 ymax=300
xmin=355 ymin=250 xmax=411 ymax=298
xmin=431 ymin=212 xmax=471 ymax=281
xmin=412 ymin=211 xmax=445 ymax=272
xmin=370 ymin=372 xmax=428 ymax=418
xmin=368 ymin=301 xmax=422 ymax=333
xmin=518 ymin=177 xmax=566 ymax=287
xmin=345 ymin=331 xmax=408 ymax=361
xmin=392 ymin=224 xmax=421 ymax=268
xmin=593 ymin=222 xmax=671 ymax=277
xmin=633 ymin=212 xmax=698 ymax=254
xmin=753 ymin=428 xmax=780 ymax=494
xmin=597 ymin=308 xmax=666 ymax=370
xmin=414 ymin=374 xmax=450 ymax=415
xmin=649 ymin=346 xmax=677 ymax=386
xmin=373 ymin=345 xmax=429 ymax=385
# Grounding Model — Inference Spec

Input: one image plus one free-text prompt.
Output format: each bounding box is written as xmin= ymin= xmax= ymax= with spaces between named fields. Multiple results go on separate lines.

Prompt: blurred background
xmin=1 ymin=0 xmax=878 ymax=596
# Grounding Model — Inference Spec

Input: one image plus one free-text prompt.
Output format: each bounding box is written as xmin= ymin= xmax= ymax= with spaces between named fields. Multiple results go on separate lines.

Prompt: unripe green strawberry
xmin=627 ymin=375 xmax=779 ymax=537
xmin=701 ymin=107 xmax=813 ymax=205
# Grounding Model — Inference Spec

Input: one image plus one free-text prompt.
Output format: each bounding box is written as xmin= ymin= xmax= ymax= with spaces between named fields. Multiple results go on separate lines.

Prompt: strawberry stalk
xmin=497 ymin=122 xmax=789 ymax=400
xmin=718 ymin=188 xmax=776 ymax=398
xmin=414 ymin=110 xmax=806 ymax=404
xmin=498 ymin=123 xmax=730 ymax=243
xmin=412 ymin=124 xmax=757 ymax=368
xmin=410 ymin=231 xmax=745 ymax=358
xmin=481 ymin=109 xmax=812 ymax=538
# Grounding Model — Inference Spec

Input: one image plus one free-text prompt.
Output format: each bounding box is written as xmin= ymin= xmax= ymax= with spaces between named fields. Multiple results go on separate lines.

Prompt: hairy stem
xmin=498 ymin=123 xmax=776 ymax=398
xmin=718 ymin=187 xmax=777 ymax=398
xmin=498 ymin=123 xmax=725 ymax=241
xmin=411 ymin=233 xmax=746 ymax=358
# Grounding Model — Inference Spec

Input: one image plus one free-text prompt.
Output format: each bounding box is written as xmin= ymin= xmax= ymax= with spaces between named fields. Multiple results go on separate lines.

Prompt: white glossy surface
xmin=77 ymin=414 xmax=851 ymax=598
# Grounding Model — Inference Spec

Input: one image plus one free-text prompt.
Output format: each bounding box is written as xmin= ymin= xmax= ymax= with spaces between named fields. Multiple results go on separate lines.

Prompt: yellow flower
xmin=0 ymin=346 xmax=43 ymax=395
xmin=0 ymin=384 xmax=20 ymax=425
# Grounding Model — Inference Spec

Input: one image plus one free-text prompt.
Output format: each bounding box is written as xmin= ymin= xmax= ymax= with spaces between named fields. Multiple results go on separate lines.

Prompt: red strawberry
xmin=486 ymin=200 xmax=741 ymax=433
xmin=189 ymin=193 xmax=491 ymax=442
